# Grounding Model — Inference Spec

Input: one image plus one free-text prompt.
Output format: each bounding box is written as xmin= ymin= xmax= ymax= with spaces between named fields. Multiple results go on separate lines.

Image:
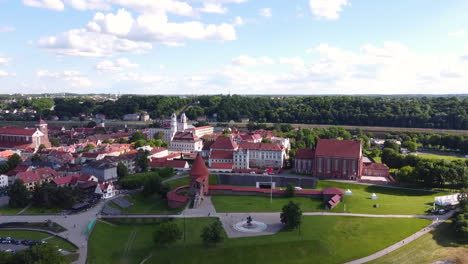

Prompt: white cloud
xmin=111 ymin=0 xmax=194 ymax=16
xmin=118 ymin=72 xmax=165 ymax=83
xmin=259 ymin=8 xmax=272 ymax=18
xmin=448 ymin=29 xmax=464 ymax=38
xmin=309 ymin=0 xmax=349 ymax=20
xmin=279 ymin=57 xmax=304 ymax=66
xmin=96 ymin=58 xmax=138 ymax=73
xmin=22 ymin=0 xmax=65 ymax=11
xmin=63 ymin=0 xmax=111 ymax=11
xmin=37 ymin=28 xmax=152 ymax=57
xmin=199 ymin=3 xmax=227 ymax=14
xmin=0 ymin=26 xmax=16 ymax=33
xmin=0 ymin=71 xmax=15 ymax=78
xmin=232 ymin=55 xmax=274 ymax=66
xmin=0 ymin=56 xmax=11 ymax=66
xmin=233 ymin=16 xmax=244 ymax=26
xmin=38 ymin=8 xmax=236 ymax=56
xmin=37 ymin=70 xmax=92 ymax=87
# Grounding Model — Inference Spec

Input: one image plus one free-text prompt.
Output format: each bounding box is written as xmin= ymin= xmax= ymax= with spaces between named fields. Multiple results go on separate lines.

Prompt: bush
xmin=201 ymin=220 xmax=224 ymax=246
xmin=280 ymin=201 xmax=302 ymax=230
xmin=284 ymin=184 xmax=295 ymax=198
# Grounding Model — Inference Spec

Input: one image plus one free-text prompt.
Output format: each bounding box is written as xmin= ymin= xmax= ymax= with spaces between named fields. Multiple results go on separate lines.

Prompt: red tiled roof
xmin=0 ymin=127 xmax=37 ymax=136
xmin=0 ymin=150 xmax=16 ymax=159
xmin=167 ymin=185 xmax=190 ymax=203
xmin=210 ymin=150 xmax=233 ymax=160
xmin=17 ymin=171 xmax=40 ymax=184
xmin=315 ymin=139 xmax=361 ymax=159
xmin=150 ymin=159 xmax=188 ymax=169
xmin=322 ymin=187 xmax=344 ymax=195
xmin=211 ymin=163 xmax=233 ymax=169
xmin=150 ymin=147 xmax=167 ymax=154
xmin=35 ymin=167 xmax=61 ymax=179
xmin=295 ymin=148 xmax=315 ymax=159
xmin=0 ymin=142 xmax=33 ymax=149
xmin=238 ymin=142 xmax=283 ymax=151
xmin=52 ymin=175 xmax=75 ymax=185
xmin=6 ymin=165 xmax=30 ymax=176
xmin=211 ymin=136 xmax=238 ymax=150
xmin=190 ymin=154 xmax=209 ymax=179
xmin=172 ymin=131 xmax=199 ymax=142
xmin=363 ymin=162 xmax=389 ymax=170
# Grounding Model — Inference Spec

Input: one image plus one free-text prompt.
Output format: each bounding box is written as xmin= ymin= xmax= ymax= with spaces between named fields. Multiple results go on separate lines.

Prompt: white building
xmin=169 ymin=132 xmax=203 ymax=153
xmin=148 ymin=113 xmax=188 ymax=143
xmin=234 ymin=143 xmax=286 ymax=169
xmin=187 ymin=126 xmax=214 ymax=138
xmin=271 ymin=137 xmax=291 ymax=150
xmin=95 ymin=182 xmax=117 ymax=199
xmin=0 ymin=175 xmax=8 ymax=188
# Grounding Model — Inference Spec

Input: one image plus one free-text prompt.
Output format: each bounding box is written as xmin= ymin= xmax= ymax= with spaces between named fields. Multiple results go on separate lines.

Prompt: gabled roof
xmin=6 ymin=164 xmax=30 ymax=176
xmin=295 ymin=148 xmax=315 ymax=160
xmin=211 ymin=163 xmax=233 ymax=170
xmin=315 ymin=139 xmax=361 ymax=159
xmin=52 ymin=175 xmax=75 ymax=185
xmin=0 ymin=127 xmax=37 ymax=136
xmin=210 ymin=136 xmax=238 ymax=150
xmin=172 ymin=132 xmax=199 ymax=142
xmin=17 ymin=171 xmax=40 ymax=184
xmin=35 ymin=167 xmax=61 ymax=179
xmin=149 ymin=159 xmax=188 ymax=169
xmin=210 ymin=150 xmax=233 ymax=160
xmin=238 ymin=142 xmax=283 ymax=151
xmin=322 ymin=187 xmax=344 ymax=195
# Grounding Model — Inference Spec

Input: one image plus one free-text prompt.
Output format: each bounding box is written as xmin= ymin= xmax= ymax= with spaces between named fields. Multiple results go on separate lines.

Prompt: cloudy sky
xmin=1 ymin=0 xmax=468 ymax=95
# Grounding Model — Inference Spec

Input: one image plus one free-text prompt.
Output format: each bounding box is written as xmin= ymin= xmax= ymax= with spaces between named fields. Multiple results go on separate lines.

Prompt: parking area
xmin=0 ymin=237 xmax=46 ymax=253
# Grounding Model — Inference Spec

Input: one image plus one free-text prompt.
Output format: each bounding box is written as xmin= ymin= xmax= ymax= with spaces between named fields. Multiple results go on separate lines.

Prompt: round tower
xmin=178 ymin=113 xmax=188 ymax=131
xmin=171 ymin=113 xmax=178 ymax=132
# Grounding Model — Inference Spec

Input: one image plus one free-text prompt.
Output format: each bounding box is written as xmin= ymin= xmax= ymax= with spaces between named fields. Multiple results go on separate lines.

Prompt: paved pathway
xmin=344 ymin=209 xmax=457 ymax=264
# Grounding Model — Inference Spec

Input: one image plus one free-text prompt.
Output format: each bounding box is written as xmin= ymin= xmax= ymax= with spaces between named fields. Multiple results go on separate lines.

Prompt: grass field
xmin=414 ymin=153 xmax=467 ymax=162
xmin=88 ymin=216 xmax=430 ymax=264
xmin=0 ymin=230 xmax=77 ymax=252
xmin=165 ymin=177 xmax=190 ymax=189
xmin=370 ymin=221 xmax=468 ymax=264
xmin=111 ymin=192 xmax=182 ymax=215
xmin=0 ymin=206 xmax=23 ymax=215
xmin=212 ymin=180 xmax=442 ymax=215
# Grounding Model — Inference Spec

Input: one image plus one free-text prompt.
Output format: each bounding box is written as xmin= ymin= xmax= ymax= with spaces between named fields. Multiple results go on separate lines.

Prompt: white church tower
xmin=178 ymin=113 xmax=188 ymax=131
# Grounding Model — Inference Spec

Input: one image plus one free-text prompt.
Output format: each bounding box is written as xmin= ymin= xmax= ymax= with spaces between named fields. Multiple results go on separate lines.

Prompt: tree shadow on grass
xmin=430 ymin=222 xmax=467 ymax=248
xmin=364 ymin=185 xmax=436 ymax=197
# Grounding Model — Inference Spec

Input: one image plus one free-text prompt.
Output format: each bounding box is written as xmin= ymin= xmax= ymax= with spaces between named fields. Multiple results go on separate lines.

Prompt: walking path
xmin=344 ymin=209 xmax=457 ymax=264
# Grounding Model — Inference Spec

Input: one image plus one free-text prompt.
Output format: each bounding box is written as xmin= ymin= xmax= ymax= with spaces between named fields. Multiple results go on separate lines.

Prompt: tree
xmin=284 ymin=184 xmax=295 ymax=198
xmin=459 ymin=188 xmax=468 ymax=211
xmin=82 ymin=144 xmax=95 ymax=152
xmin=14 ymin=243 xmax=69 ymax=264
xmin=8 ymin=179 xmax=30 ymax=208
xmin=402 ymin=140 xmax=418 ymax=152
xmin=130 ymin=131 xmax=146 ymax=143
xmin=38 ymin=144 xmax=46 ymax=152
xmin=153 ymin=221 xmax=182 ymax=246
xmin=153 ymin=131 xmax=165 ymax=140
xmin=86 ymin=121 xmax=97 ymax=128
xmin=138 ymin=150 xmax=150 ymax=172
xmin=142 ymin=174 xmax=162 ymax=197
xmin=50 ymin=137 xmax=61 ymax=147
xmin=117 ymin=162 xmax=128 ymax=179
xmin=30 ymin=98 xmax=54 ymax=113
xmin=31 ymin=153 xmax=42 ymax=162
xmin=280 ymin=201 xmax=302 ymax=230
xmin=383 ymin=140 xmax=400 ymax=152
xmin=201 ymin=220 xmax=224 ymax=246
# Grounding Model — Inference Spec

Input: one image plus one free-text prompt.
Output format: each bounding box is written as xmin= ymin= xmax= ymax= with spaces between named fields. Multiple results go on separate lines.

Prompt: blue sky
xmin=1 ymin=0 xmax=468 ymax=94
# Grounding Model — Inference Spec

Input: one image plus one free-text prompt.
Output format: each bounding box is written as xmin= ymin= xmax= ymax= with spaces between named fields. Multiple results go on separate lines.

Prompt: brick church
xmin=295 ymin=139 xmax=389 ymax=181
xmin=0 ymin=119 xmax=51 ymax=151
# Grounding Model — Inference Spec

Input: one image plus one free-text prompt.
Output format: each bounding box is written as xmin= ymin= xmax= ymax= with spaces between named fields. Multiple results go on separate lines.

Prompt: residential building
xmin=95 ymin=182 xmax=116 ymax=199
xmin=0 ymin=120 xmax=51 ymax=151
xmin=0 ymin=175 xmax=8 ymax=187
xmin=82 ymin=161 xmax=117 ymax=182
xmin=187 ymin=126 xmax=214 ymax=137
xmin=169 ymin=131 xmax=203 ymax=153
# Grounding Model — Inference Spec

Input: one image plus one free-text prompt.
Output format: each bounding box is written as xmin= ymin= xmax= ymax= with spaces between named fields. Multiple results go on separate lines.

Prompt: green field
xmin=0 ymin=230 xmax=77 ymax=252
xmin=370 ymin=221 xmax=468 ymax=264
xmin=414 ymin=153 xmax=467 ymax=162
xmin=111 ymin=192 xmax=182 ymax=215
xmin=88 ymin=216 xmax=430 ymax=264
xmin=165 ymin=177 xmax=190 ymax=189
xmin=0 ymin=206 xmax=23 ymax=215
xmin=212 ymin=181 xmax=442 ymax=215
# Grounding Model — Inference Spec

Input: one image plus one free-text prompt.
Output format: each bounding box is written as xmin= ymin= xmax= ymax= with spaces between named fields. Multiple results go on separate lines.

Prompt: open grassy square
xmin=88 ymin=216 xmax=430 ymax=264
xmin=369 ymin=221 xmax=468 ymax=264
xmin=212 ymin=180 xmax=443 ymax=215
xmin=111 ymin=192 xmax=183 ymax=215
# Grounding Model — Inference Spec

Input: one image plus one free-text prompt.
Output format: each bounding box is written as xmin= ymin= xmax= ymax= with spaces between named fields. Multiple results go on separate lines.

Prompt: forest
xmin=4 ymin=95 xmax=468 ymax=130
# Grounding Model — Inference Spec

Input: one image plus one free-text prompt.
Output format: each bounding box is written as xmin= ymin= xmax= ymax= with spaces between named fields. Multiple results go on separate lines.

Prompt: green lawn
xmin=88 ymin=216 xmax=430 ymax=264
xmin=212 ymin=180 xmax=443 ymax=215
xmin=0 ymin=230 xmax=77 ymax=252
xmin=111 ymin=192 xmax=182 ymax=215
xmin=370 ymin=221 xmax=468 ymax=264
xmin=165 ymin=177 xmax=190 ymax=189
xmin=0 ymin=206 xmax=23 ymax=215
xmin=413 ymin=153 xmax=467 ymax=162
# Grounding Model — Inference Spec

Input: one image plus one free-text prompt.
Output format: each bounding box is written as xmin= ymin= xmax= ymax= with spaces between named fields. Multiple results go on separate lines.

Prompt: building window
xmin=334 ymin=159 xmax=339 ymax=170
xmin=327 ymin=159 xmax=331 ymax=173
